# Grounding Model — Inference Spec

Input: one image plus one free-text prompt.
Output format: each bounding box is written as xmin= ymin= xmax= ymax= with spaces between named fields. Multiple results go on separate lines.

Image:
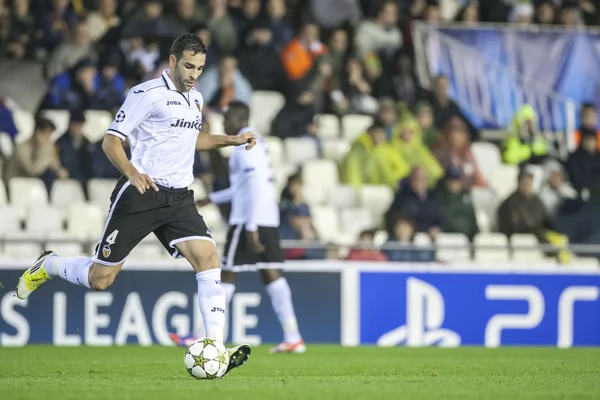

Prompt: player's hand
xmin=195 ymin=198 xmax=211 ymax=208
xmin=247 ymin=230 xmax=265 ymax=254
xmin=129 ymin=172 xmax=159 ymax=194
xmin=236 ymin=131 xmax=258 ymax=150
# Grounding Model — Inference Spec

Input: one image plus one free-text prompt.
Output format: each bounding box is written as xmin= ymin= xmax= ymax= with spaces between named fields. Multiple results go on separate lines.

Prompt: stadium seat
xmin=1 ymin=232 xmax=42 ymax=260
xmin=9 ymin=177 xmax=49 ymax=220
xmin=87 ymin=178 xmax=118 ymax=215
xmin=489 ymin=164 xmax=518 ymax=200
xmin=311 ymin=206 xmax=340 ymax=242
xmin=322 ymin=139 xmax=351 ymax=164
xmin=471 ymin=187 xmax=500 ymax=232
xmin=264 ymin=136 xmax=284 ymax=167
xmin=0 ymin=179 xmax=7 ymax=205
xmin=47 ymin=231 xmax=84 ymax=257
xmin=197 ymin=204 xmax=223 ymax=229
xmin=250 ymin=91 xmax=285 ymax=135
xmin=340 ymin=207 xmax=375 ymax=240
xmin=206 ymin=112 xmax=224 ymax=134
xmin=0 ymin=131 xmax=14 ymax=158
xmin=84 ymin=110 xmax=113 ymax=142
xmin=40 ymin=109 xmax=70 ymax=142
xmin=51 ymin=179 xmax=86 ymax=212
xmin=471 ymin=142 xmax=501 ymax=183
xmin=342 ymin=114 xmax=374 ymax=142
xmin=359 ymin=185 xmax=394 ymax=225
xmin=315 ymin=114 xmax=340 ymax=138
xmin=435 ymin=233 xmax=470 ymax=262
xmin=414 ymin=232 xmax=432 ymax=246
xmin=25 ymin=205 xmax=64 ymax=235
xmin=329 ymin=185 xmax=359 ymax=209
xmin=474 ymin=233 xmax=509 ymax=263
xmin=510 ymin=234 xmax=544 ymax=261
xmin=188 ymin=179 xmax=208 ymax=200
xmin=129 ymin=234 xmax=167 ymax=261
xmin=374 ymin=230 xmax=389 ymax=247
xmin=67 ymin=203 xmax=105 ymax=240
xmin=13 ymin=109 xmax=35 ymax=144
xmin=0 ymin=205 xmax=21 ymax=234
xmin=284 ymin=137 xmax=318 ymax=166
xmin=302 ymin=159 xmax=340 ymax=205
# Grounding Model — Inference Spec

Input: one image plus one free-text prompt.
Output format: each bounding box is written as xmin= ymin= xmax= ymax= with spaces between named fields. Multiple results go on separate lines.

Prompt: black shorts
xmin=92 ymin=177 xmax=213 ymax=266
xmin=222 ymin=224 xmax=283 ymax=270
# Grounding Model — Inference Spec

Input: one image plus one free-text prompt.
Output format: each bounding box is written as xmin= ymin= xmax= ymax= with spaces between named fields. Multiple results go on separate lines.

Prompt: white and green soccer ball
xmin=184 ymin=337 xmax=229 ymax=380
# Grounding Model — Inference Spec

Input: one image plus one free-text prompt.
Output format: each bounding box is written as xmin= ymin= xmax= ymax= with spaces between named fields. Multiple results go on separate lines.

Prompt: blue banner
xmin=360 ymin=272 xmax=600 ymax=347
xmin=0 ymin=270 xmax=340 ymax=345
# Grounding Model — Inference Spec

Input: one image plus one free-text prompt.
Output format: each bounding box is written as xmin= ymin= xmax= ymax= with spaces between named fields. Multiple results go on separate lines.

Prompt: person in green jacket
xmin=390 ymin=114 xmax=444 ymax=187
xmin=343 ymin=120 xmax=410 ymax=189
xmin=501 ymin=104 xmax=550 ymax=165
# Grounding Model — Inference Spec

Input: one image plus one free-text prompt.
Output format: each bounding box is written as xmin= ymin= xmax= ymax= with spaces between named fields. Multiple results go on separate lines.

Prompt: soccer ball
xmin=184 ymin=337 xmax=229 ymax=380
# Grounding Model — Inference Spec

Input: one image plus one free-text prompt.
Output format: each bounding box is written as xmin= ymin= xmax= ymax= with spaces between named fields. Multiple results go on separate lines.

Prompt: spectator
xmin=86 ymin=0 xmax=121 ymax=42
xmin=565 ymin=127 xmax=600 ymax=198
xmin=44 ymin=19 xmax=96 ymax=80
xmin=55 ymin=110 xmax=93 ymax=190
xmin=509 ymin=2 xmax=534 ymax=25
xmin=374 ymin=51 xmax=419 ymax=106
xmin=196 ymin=55 xmax=253 ymax=112
xmin=354 ymin=1 xmax=402 ymax=82
xmin=343 ymin=120 xmax=409 ymax=189
xmin=497 ymin=167 xmax=570 ymax=263
xmin=377 ymin=98 xmax=399 ymax=140
xmin=281 ymin=21 xmax=327 ymax=82
xmin=414 ymin=100 xmax=439 ymax=148
xmin=192 ymin=22 xmax=220 ymax=69
xmin=200 ymin=0 xmax=238 ymax=54
xmin=4 ymin=117 xmax=67 ymax=187
xmin=573 ymin=102 xmax=600 ymax=151
xmin=335 ymin=58 xmax=378 ymax=114
xmin=121 ymin=0 xmax=169 ymax=40
xmin=501 ymin=104 xmax=550 ymax=166
xmin=4 ymin=0 xmax=35 ymax=60
xmin=0 ymin=98 xmax=18 ymax=142
xmin=327 ymin=28 xmax=350 ymax=85
xmin=455 ymin=3 xmax=479 ymax=25
xmin=435 ymin=167 xmax=479 ymax=241
xmin=423 ymin=75 xmax=478 ymax=140
xmin=423 ymin=3 xmax=442 ymax=23
xmin=166 ymin=0 xmax=202 ymax=36
xmin=535 ymin=0 xmax=556 ymax=24
xmin=91 ymin=139 xmax=131 ymax=179
xmin=34 ymin=0 xmax=78 ymax=55
xmin=434 ymin=116 xmax=486 ymax=190
xmin=346 ymin=229 xmax=388 ymax=261
xmin=238 ymin=18 xmax=286 ymax=92
xmin=385 ymin=166 xmax=444 ymax=240
xmin=279 ymin=174 xmax=325 ymax=260
xmin=310 ymin=0 xmax=362 ymax=30
xmin=123 ymin=37 xmax=161 ymax=82
xmin=232 ymin=0 xmax=262 ymax=46
xmin=383 ymin=215 xmax=435 ymax=262
xmin=559 ymin=1 xmax=583 ymax=27
xmin=391 ymin=115 xmax=443 ymax=187
xmin=266 ymin=0 xmax=294 ymax=51
xmin=539 ymin=160 xmax=577 ymax=218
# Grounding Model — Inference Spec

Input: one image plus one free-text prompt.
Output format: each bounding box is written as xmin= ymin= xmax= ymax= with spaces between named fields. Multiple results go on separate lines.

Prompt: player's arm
xmin=195 ymin=131 xmax=258 ymax=151
xmin=104 ymin=88 xmax=158 ymax=194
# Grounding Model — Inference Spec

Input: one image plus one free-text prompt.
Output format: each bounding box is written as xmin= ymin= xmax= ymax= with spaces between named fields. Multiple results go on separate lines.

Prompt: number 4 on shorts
xmin=106 ymin=230 xmax=119 ymax=245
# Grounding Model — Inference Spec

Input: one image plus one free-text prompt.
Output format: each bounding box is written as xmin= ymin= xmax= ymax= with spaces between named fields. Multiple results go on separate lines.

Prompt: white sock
xmin=222 ymin=282 xmax=236 ymax=306
xmin=265 ymin=277 xmax=302 ymax=343
xmin=44 ymin=256 xmax=92 ymax=289
xmin=196 ymin=269 xmax=226 ymax=343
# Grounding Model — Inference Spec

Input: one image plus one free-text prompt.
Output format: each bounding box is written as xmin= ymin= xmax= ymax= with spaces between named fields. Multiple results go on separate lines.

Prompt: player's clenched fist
xmin=236 ymin=131 xmax=258 ymax=150
xmin=129 ymin=172 xmax=159 ymax=194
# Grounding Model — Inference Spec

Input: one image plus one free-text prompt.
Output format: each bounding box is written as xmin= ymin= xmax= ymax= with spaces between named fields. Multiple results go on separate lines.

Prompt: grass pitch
xmin=0 ymin=346 xmax=599 ymax=400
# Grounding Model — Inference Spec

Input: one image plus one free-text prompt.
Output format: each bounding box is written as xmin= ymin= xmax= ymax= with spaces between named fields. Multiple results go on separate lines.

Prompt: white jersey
xmin=107 ymin=70 xmax=203 ymax=189
xmin=209 ymin=128 xmax=280 ymax=230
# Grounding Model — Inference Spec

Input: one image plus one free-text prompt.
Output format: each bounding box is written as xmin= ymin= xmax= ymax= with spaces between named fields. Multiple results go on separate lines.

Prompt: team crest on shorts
xmin=102 ymin=245 xmax=112 ymax=258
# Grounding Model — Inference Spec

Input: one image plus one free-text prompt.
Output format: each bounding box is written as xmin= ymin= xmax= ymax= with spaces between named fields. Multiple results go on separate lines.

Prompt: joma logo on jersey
xmin=166 ymin=100 xmax=181 ymax=106
xmin=171 ymin=118 xmax=202 ymax=130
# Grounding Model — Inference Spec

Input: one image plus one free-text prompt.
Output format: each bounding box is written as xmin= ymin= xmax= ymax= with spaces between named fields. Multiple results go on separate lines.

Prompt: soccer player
xmin=170 ymin=101 xmax=305 ymax=353
xmin=16 ymin=34 xmax=254 ymax=376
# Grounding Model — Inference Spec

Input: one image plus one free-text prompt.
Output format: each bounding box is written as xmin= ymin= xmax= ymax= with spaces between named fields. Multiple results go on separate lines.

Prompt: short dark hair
xmin=170 ymin=33 xmax=207 ymax=60
xmin=226 ymin=101 xmax=250 ymax=121
xmin=581 ymin=102 xmax=596 ymax=112
xmin=34 ymin=117 xmax=56 ymax=133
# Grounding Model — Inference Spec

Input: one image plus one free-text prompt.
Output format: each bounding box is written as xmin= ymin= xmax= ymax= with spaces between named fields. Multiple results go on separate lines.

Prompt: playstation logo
xmin=377 ymin=277 xmax=461 ymax=347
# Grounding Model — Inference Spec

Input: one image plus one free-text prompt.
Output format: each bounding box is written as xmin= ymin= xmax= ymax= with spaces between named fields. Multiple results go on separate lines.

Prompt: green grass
xmin=0 ymin=346 xmax=599 ymax=400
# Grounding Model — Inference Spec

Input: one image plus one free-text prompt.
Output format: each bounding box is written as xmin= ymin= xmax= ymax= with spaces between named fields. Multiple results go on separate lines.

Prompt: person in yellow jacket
xmin=343 ymin=120 xmax=410 ymax=189
xmin=501 ymin=104 xmax=550 ymax=165
xmin=390 ymin=115 xmax=444 ymax=187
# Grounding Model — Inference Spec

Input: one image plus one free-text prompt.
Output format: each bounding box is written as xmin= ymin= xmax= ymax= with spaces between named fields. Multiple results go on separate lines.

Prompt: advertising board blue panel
xmin=360 ymin=272 xmax=600 ymax=347
xmin=0 ymin=270 xmax=340 ymax=345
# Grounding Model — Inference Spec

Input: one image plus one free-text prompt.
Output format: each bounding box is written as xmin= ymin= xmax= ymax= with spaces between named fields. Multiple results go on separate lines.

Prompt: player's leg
xmin=257 ymin=227 xmax=305 ymax=353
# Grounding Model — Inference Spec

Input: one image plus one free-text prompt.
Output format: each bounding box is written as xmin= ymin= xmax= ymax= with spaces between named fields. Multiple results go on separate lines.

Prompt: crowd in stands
xmin=1 ymin=0 xmax=600 ymax=263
